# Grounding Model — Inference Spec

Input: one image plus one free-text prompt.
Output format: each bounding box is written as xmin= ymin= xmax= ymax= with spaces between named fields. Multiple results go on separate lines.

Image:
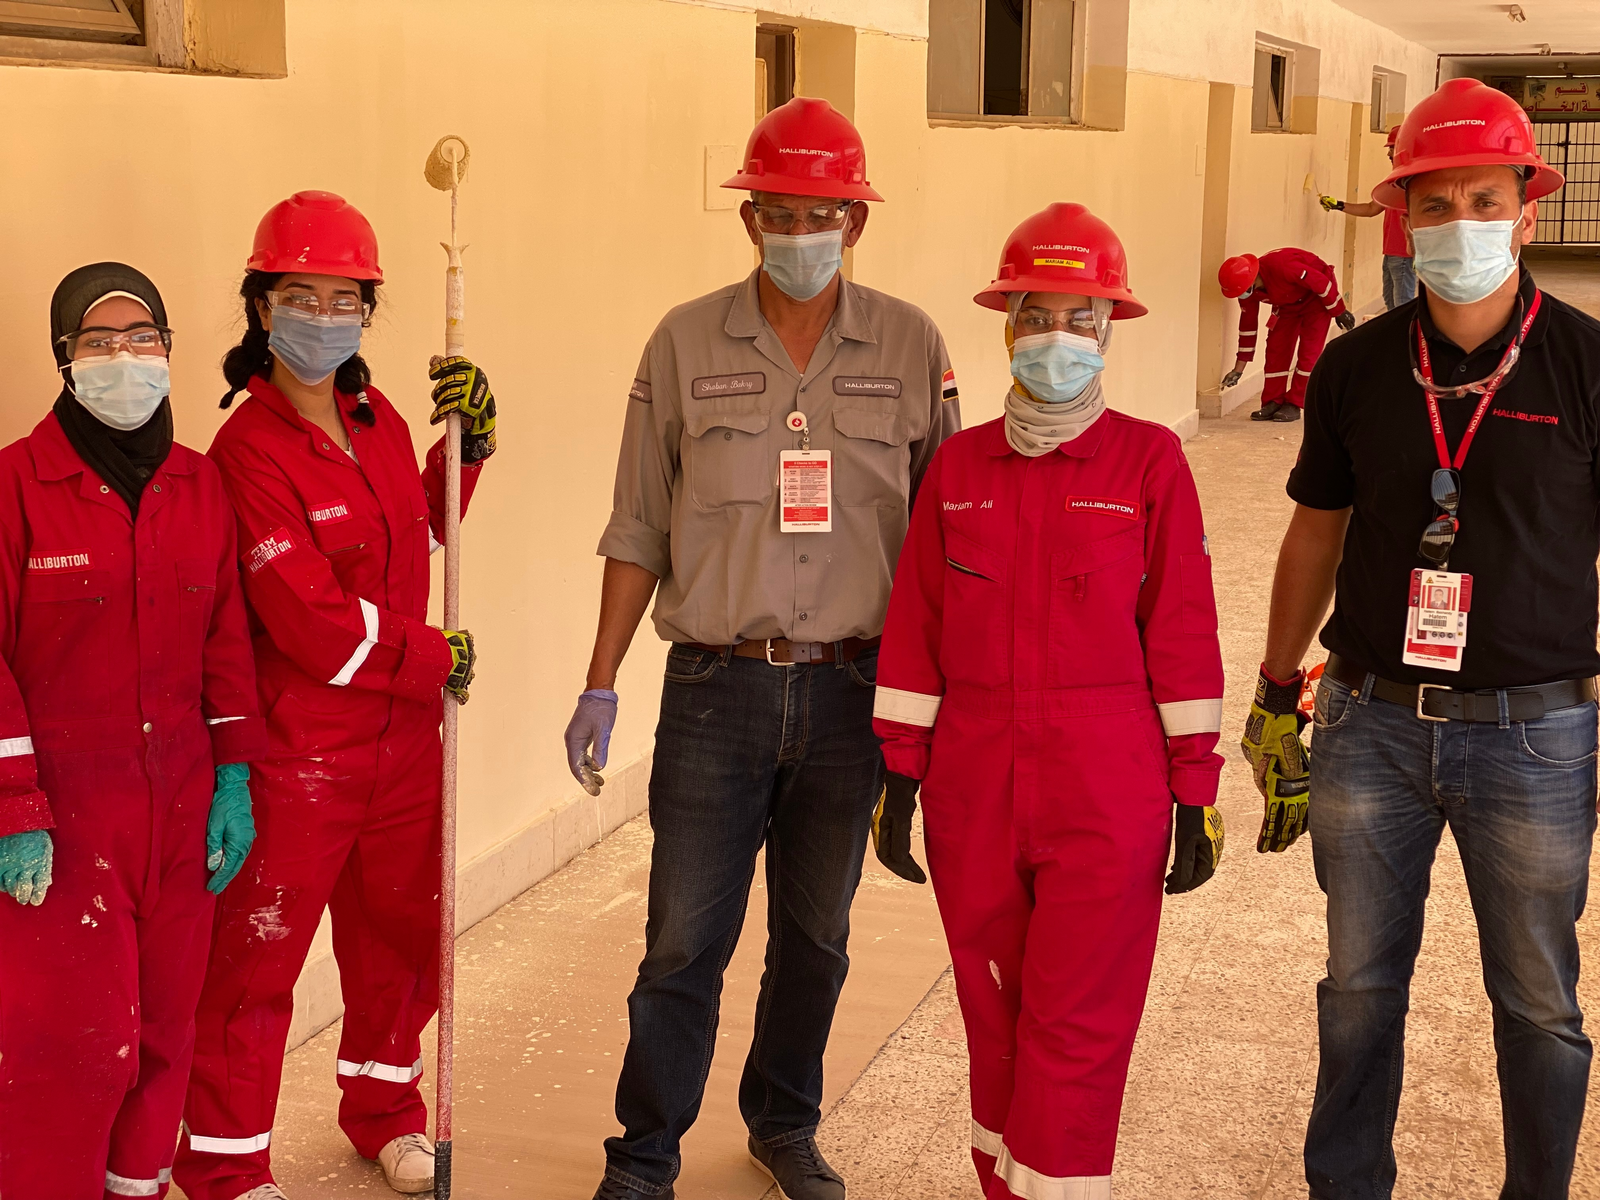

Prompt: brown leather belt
xmin=688 ymin=636 xmax=880 ymax=665
xmin=1325 ymin=654 xmax=1597 ymax=723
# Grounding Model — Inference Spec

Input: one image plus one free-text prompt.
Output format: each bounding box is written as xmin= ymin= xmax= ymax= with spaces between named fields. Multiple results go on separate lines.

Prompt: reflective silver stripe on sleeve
xmin=328 ymin=599 xmax=380 ymax=687
xmin=995 ymin=1148 xmax=1111 ymax=1200
xmin=873 ymin=687 xmax=943 ymax=728
xmin=1158 ymin=698 xmax=1224 ymax=737
xmin=971 ymin=1119 xmax=1004 ymax=1158
xmin=185 ymin=1130 xmax=271 ymax=1154
xmin=205 ymin=716 xmax=245 ymax=726
xmin=0 ymin=736 xmax=33 ymax=758
xmin=336 ymin=1055 xmax=424 ymax=1083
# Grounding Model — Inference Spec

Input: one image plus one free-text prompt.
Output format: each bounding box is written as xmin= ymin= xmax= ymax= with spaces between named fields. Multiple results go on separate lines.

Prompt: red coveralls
xmin=873 ymin=411 xmax=1223 ymax=1200
xmin=1234 ymin=248 xmax=1348 ymax=409
xmin=0 ymin=414 xmax=264 ymax=1200
xmin=175 ymin=377 xmax=480 ymax=1200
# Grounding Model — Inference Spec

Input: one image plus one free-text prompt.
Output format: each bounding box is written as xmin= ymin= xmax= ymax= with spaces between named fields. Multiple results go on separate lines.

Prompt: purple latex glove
xmin=564 ymin=689 xmax=618 ymax=796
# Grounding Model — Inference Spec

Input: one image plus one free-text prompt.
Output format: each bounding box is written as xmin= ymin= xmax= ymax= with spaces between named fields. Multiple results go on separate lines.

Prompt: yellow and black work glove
xmin=428 ymin=356 xmax=497 ymax=463
xmin=444 ymin=629 xmax=476 ymax=704
xmin=873 ymin=772 xmax=927 ymax=885
xmin=1165 ymin=803 xmax=1224 ymax=895
xmin=1319 ymin=194 xmax=1345 ymax=212
xmin=1242 ymin=666 xmax=1310 ymax=853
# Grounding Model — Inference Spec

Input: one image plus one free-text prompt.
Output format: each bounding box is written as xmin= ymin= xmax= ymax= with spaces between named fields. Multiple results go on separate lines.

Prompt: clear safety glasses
xmin=1013 ymin=307 xmax=1098 ymax=337
xmin=1417 ymin=468 xmax=1461 ymax=566
xmin=751 ymin=201 xmax=852 ymax=234
xmin=57 ymin=324 xmax=172 ymax=360
xmin=267 ymin=290 xmax=371 ymax=326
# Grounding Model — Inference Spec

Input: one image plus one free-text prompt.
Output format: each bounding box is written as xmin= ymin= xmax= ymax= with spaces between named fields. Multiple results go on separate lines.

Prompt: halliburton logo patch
xmin=246 ymin=529 xmax=295 ymax=575
xmin=628 ymin=379 xmax=652 ymax=404
xmin=833 ymin=376 xmax=902 ymax=398
xmin=308 ymin=500 xmax=353 ymax=525
xmin=1067 ymin=496 xmax=1142 ymax=520
xmin=1492 ymin=407 xmax=1558 ymax=426
xmin=26 ymin=550 xmax=91 ymax=572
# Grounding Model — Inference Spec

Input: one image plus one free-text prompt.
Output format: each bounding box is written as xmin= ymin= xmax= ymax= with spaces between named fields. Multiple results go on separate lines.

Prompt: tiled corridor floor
xmin=179 ymin=252 xmax=1600 ymax=1199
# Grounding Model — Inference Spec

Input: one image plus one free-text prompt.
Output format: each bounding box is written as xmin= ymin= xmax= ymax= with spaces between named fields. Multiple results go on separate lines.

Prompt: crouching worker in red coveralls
xmin=870 ymin=205 xmax=1226 ymax=1200
xmin=0 ymin=263 xmax=265 ymax=1199
xmin=174 ymin=193 xmax=493 ymax=1200
xmin=1218 ymin=247 xmax=1357 ymax=423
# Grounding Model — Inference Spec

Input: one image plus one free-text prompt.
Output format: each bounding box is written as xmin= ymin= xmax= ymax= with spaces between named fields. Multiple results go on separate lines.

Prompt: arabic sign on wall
xmin=1525 ymin=77 xmax=1600 ymax=120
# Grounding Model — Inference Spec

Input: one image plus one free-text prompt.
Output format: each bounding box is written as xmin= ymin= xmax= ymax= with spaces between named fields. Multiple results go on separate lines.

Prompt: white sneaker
xmin=375 ymin=1132 xmax=436 ymax=1194
xmin=237 ymin=1187 xmax=291 ymax=1200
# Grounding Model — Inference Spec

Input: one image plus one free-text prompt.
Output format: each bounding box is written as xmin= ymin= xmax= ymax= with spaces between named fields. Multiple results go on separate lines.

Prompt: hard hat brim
xmin=973 ymin=277 xmax=1148 ymax=319
xmin=1372 ymin=157 xmax=1565 ymax=210
xmin=246 ymin=251 xmax=384 ymax=283
xmin=720 ymin=171 xmax=884 ymax=202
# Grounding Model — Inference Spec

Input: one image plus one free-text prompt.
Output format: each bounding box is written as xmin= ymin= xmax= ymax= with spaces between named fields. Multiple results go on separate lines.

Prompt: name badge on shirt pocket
xmin=833 ymin=376 xmax=902 ymax=399
xmin=692 ymin=372 xmax=766 ymax=399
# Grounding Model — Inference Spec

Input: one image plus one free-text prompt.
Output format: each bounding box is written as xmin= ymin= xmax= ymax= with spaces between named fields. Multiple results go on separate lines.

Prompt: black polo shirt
xmin=1289 ymin=265 xmax=1600 ymax=688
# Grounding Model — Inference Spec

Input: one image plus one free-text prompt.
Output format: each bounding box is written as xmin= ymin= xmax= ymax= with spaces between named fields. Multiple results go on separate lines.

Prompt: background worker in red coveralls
xmin=1321 ymin=126 xmax=1418 ymax=310
xmin=1219 ymin=246 xmax=1357 ymax=422
xmin=869 ymin=204 xmax=1225 ymax=1200
xmin=174 ymin=193 xmax=493 ymax=1200
xmin=0 ymin=263 xmax=264 ymax=1200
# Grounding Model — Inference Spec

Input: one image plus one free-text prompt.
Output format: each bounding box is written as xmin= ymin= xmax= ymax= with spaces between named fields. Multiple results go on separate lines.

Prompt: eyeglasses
xmin=57 ymin=324 xmax=172 ymax=359
xmin=1417 ymin=467 xmax=1461 ymax=566
xmin=751 ymin=201 xmax=852 ymax=234
xmin=268 ymin=290 xmax=370 ymax=325
xmin=1412 ymin=343 xmax=1521 ymax=399
xmin=1013 ymin=307 xmax=1098 ymax=336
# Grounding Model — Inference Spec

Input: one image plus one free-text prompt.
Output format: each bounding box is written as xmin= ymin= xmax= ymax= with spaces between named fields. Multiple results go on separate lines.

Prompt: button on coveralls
xmin=873 ymin=412 xmax=1223 ymax=1200
xmin=176 ymin=378 xmax=480 ymax=1199
xmin=1235 ymin=248 xmax=1348 ymax=409
xmin=0 ymin=414 xmax=264 ymax=1200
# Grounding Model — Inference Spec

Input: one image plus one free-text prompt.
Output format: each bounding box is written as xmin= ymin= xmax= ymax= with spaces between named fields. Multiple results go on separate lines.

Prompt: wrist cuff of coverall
xmin=0 ymin=790 xmax=54 ymax=838
xmin=209 ymin=716 xmax=267 ymax=765
xmin=1168 ymin=760 xmax=1223 ymax=809
xmin=391 ymin=618 xmax=456 ymax=702
xmin=878 ymin=739 xmax=930 ymax=782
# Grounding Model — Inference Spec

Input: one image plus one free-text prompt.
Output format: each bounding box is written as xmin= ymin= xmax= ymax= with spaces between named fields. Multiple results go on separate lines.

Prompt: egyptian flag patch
xmin=941 ymin=368 xmax=959 ymax=403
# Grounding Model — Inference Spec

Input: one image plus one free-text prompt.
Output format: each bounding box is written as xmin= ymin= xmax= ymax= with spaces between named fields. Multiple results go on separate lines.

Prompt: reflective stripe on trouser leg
xmin=1261 ymin=308 xmax=1302 ymax=404
xmin=337 ymin=1056 xmax=424 ymax=1083
xmin=104 ymin=1167 xmax=173 ymax=1196
xmin=184 ymin=1131 xmax=272 ymax=1154
xmin=994 ymin=1151 xmax=1112 ymax=1200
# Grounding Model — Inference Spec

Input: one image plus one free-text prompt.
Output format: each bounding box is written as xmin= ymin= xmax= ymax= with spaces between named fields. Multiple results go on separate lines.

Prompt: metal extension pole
xmin=425 ymin=132 xmax=470 ymax=1200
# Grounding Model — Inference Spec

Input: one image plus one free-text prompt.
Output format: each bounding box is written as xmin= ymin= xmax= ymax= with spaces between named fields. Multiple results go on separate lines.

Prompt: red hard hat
xmin=1386 ymin=124 xmax=1401 ymax=148
xmin=248 ymin=190 xmax=383 ymax=282
xmin=1373 ymin=78 xmax=1563 ymax=210
xmin=1218 ymin=254 xmax=1259 ymax=299
xmin=721 ymin=97 xmax=884 ymax=202
xmin=974 ymin=203 xmax=1146 ymax=318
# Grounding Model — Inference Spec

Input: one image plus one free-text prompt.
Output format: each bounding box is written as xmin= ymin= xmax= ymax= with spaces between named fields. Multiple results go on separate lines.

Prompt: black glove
xmin=1336 ymin=311 xmax=1356 ymax=332
xmin=429 ymin=356 xmax=497 ymax=463
xmin=1221 ymin=367 xmax=1243 ymax=390
xmin=1166 ymin=803 xmax=1224 ymax=894
xmin=873 ymin=772 xmax=927 ymax=884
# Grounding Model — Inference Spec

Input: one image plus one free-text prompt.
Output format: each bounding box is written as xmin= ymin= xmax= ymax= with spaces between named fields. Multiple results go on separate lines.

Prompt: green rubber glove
xmin=0 ymin=828 xmax=53 ymax=906
xmin=206 ymin=762 xmax=256 ymax=895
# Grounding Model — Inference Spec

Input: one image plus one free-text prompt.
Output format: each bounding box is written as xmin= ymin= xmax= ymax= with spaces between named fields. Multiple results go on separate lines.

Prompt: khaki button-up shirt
xmin=599 ymin=269 xmax=960 ymax=646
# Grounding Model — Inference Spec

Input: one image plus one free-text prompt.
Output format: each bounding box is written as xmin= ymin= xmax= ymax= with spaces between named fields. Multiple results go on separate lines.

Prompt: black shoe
xmin=748 ymin=1135 xmax=845 ymax=1200
xmin=1250 ymin=402 xmax=1282 ymax=421
xmin=592 ymin=1177 xmax=673 ymax=1200
xmin=1271 ymin=404 xmax=1302 ymax=422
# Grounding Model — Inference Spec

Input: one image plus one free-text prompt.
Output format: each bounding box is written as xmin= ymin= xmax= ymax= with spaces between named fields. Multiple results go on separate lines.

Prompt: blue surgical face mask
xmin=1410 ymin=217 xmax=1521 ymax=305
xmin=268 ymin=306 xmax=363 ymax=386
xmin=760 ymin=228 xmax=844 ymax=301
xmin=1009 ymin=331 xmax=1104 ymax=404
xmin=67 ymin=351 xmax=170 ymax=430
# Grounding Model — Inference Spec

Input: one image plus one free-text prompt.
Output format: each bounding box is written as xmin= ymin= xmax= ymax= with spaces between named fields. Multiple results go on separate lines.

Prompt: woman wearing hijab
xmin=867 ymin=205 xmax=1226 ymax=1199
xmin=0 ymin=263 xmax=264 ymax=1199
xmin=176 ymin=192 xmax=493 ymax=1200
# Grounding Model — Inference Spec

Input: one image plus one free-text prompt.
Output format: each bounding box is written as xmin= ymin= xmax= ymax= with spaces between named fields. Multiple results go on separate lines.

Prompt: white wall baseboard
xmin=285 ymin=752 xmax=654 ymax=1050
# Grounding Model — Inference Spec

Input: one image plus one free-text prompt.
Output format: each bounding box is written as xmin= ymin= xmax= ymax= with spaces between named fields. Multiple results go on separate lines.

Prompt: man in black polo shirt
xmin=1241 ymin=79 xmax=1600 ymax=1199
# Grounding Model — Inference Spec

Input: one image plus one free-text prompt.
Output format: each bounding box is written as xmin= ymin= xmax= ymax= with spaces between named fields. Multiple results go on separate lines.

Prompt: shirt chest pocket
xmin=686 ymin=404 xmax=774 ymax=508
xmin=940 ymin=527 xmax=1012 ymax=687
xmin=18 ymin=569 xmax=113 ymax=717
xmin=307 ymin=503 xmax=382 ymax=557
xmin=1046 ymin=523 xmax=1146 ymax=688
xmin=176 ymin=558 xmax=216 ymax=651
xmin=832 ymin=408 xmax=911 ymax=509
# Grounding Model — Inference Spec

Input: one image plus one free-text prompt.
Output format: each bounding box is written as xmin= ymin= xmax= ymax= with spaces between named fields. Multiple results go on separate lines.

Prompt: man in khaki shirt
xmin=564 ymin=97 xmax=958 ymax=1200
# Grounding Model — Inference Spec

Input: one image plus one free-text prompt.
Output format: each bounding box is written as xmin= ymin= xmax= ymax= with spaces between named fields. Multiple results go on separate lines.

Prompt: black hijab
xmin=50 ymin=262 xmax=174 ymax=518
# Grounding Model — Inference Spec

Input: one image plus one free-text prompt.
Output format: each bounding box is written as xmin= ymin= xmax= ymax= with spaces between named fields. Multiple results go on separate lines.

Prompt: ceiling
xmin=1332 ymin=0 xmax=1600 ymax=55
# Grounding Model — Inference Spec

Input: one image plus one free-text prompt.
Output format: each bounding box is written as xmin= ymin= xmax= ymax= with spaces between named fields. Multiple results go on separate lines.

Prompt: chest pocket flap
xmin=307 ymin=507 xmax=381 ymax=556
xmin=1051 ymin=522 xmax=1146 ymax=580
xmin=686 ymin=403 xmax=773 ymax=507
xmin=833 ymin=408 xmax=909 ymax=447
xmin=945 ymin=526 xmax=1009 ymax=583
xmin=684 ymin=405 xmax=772 ymax=439
xmin=20 ymin=568 xmax=111 ymax=603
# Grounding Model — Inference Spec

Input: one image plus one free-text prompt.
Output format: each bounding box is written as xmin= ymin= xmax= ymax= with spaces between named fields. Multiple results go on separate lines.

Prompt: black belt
xmin=688 ymin=637 xmax=879 ymax=665
xmin=1325 ymin=654 xmax=1596 ymax=723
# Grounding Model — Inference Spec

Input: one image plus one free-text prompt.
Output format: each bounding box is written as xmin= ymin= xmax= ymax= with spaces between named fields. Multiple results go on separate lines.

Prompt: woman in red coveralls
xmin=0 ymin=263 xmax=264 ymax=1199
xmin=175 ymin=193 xmax=495 ymax=1200
xmin=868 ymin=205 xmax=1226 ymax=1200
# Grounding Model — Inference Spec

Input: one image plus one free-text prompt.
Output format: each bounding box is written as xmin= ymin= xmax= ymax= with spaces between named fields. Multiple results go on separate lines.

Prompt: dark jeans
xmin=1304 ymin=674 xmax=1596 ymax=1200
xmin=1382 ymin=255 xmax=1416 ymax=310
xmin=602 ymin=643 xmax=883 ymax=1193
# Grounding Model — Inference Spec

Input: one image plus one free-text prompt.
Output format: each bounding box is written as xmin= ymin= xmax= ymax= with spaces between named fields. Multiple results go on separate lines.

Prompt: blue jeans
xmin=602 ymin=644 xmax=883 ymax=1193
xmin=1382 ymin=256 xmax=1416 ymax=310
xmin=1304 ymin=675 xmax=1596 ymax=1200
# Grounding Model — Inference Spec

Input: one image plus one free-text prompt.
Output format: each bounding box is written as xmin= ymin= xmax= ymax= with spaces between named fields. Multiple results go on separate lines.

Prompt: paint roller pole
xmin=425 ymin=132 xmax=470 ymax=1200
